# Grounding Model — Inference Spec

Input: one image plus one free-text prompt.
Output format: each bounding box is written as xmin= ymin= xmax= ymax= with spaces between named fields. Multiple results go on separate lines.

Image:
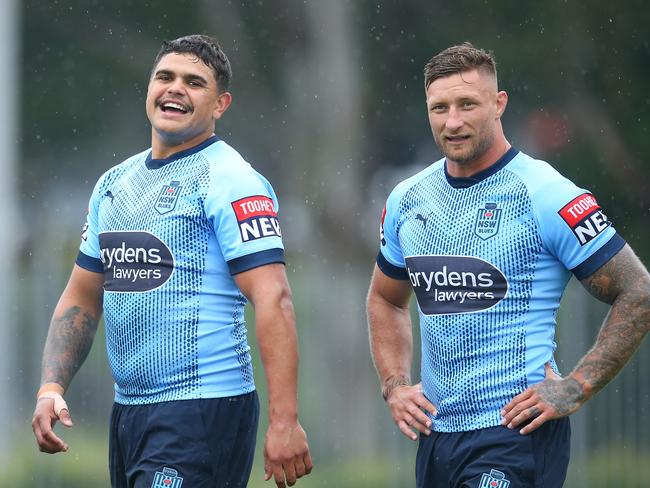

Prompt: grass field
xmin=7 ymin=429 xmax=650 ymax=487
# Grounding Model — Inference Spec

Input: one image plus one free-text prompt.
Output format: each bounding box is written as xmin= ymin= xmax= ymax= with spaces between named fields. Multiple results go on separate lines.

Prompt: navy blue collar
xmin=445 ymin=147 xmax=519 ymax=188
xmin=145 ymin=135 xmax=220 ymax=169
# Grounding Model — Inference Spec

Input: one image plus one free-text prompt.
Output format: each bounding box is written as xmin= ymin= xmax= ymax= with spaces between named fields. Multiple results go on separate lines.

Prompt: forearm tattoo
xmin=41 ymin=306 xmax=100 ymax=390
xmin=382 ymin=375 xmax=412 ymax=401
xmin=576 ymin=245 xmax=650 ymax=399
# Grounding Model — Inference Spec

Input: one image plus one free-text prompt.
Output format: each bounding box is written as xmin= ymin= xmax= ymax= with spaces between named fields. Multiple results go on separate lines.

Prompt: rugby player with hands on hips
xmin=367 ymin=42 xmax=650 ymax=487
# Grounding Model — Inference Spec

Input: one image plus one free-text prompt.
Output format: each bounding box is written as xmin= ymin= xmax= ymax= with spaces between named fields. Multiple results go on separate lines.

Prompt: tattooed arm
xmin=501 ymin=244 xmax=650 ymax=434
xmin=367 ymin=265 xmax=437 ymax=441
xmin=32 ymin=265 xmax=104 ymax=453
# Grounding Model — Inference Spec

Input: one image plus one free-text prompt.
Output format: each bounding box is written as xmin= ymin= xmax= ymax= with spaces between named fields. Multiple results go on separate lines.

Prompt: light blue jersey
xmin=378 ymin=148 xmax=624 ymax=432
xmin=77 ymin=136 xmax=284 ymax=405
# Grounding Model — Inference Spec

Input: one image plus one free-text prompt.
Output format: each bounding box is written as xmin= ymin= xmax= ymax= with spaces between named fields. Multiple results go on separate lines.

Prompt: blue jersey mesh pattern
xmin=396 ymin=166 xmax=541 ymax=431
xmin=83 ymin=140 xmax=275 ymax=405
xmin=99 ymin=153 xmax=209 ymax=403
xmin=231 ymin=293 xmax=254 ymax=388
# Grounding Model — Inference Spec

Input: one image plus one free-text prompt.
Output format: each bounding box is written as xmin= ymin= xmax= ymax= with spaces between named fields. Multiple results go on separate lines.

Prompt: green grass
xmin=9 ymin=430 xmax=649 ymax=487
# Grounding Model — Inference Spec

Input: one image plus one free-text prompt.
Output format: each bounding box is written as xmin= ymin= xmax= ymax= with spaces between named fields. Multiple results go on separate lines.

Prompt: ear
xmin=213 ymin=91 xmax=233 ymax=121
xmin=495 ymin=90 xmax=508 ymax=119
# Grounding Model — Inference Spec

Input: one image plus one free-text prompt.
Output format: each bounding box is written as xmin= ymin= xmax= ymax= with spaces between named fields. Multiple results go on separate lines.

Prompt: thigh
xmin=114 ymin=393 xmax=259 ymax=488
xmin=416 ymin=427 xmax=536 ymax=488
xmin=109 ymin=403 xmax=128 ymax=488
xmin=415 ymin=421 xmax=570 ymax=488
xmin=200 ymin=391 xmax=260 ymax=487
xmin=530 ymin=417 xmax=571 ymax=487
xmin=416 ymin=431 xmax=449 ymax=488
xmin=459 ymin=418 xmax=570 ymax=488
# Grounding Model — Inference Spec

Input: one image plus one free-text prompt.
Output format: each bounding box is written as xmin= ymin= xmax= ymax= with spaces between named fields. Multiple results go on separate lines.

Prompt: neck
xmin=446 ymin=135 xmax=511 ymax=178
xmin=151 ymin=129 xmax=215 ymax=159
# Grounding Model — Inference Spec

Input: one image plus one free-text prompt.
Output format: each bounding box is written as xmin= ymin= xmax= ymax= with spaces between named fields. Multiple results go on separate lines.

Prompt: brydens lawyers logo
xmin=405 ymin=255 xmax=508 ymax=315
xmin=99 ymin=231 xmax=174 ymax=292
xmin=479 ymin=468 xmax=510 ymax=488
xmin=154 ymin=180 xmax=183 ymax=215
xmin=558 ymin=193 xmax=610 ymax=245
xmin=475 ymin=203 xmax=502 ymax=240
xmin=231 ymin=195 xmax=281 ymax=242
xmin=151 ymin=466 xmax=183 ymax=488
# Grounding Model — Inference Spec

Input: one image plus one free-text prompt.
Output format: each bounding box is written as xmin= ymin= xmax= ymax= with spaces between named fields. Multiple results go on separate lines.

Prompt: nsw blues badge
xmin=151 ymin=466 xmax=183 ymax=488
xmin=155 ymin=180 xmax=182 ymax=215
xmin=479 ymin=468 xmax=510 ymax=488
xmin=474 ymin=203 xmax=502 ymax=240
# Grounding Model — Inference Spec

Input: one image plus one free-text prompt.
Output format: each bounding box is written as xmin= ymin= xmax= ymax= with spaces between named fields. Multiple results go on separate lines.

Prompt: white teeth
xmin=163 ymin=102 xmax=187 ymax=112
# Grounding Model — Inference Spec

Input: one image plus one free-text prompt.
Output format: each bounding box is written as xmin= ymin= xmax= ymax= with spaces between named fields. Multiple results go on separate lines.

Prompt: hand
xmin=32 ymin=394 xmax=73 ymax=453
xmin=501 ymin=362 xmax=585 ymax=435
xmin=263 ymin=420 xmax=312 ymax=487
xmin=386 ymin=382 xmax=437 ymax=441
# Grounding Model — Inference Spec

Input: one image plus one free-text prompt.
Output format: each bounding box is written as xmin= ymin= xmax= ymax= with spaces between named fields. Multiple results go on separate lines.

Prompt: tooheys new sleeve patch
xmin=558 ymin=193 xmax=611 ymax=245
xmin=231 ymin=195 xmax=282 ymax=242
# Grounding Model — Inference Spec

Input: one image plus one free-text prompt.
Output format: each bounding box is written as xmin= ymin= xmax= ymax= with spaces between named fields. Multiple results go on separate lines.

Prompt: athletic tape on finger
xmin=38 ymin=391 xmax=69 ymax=417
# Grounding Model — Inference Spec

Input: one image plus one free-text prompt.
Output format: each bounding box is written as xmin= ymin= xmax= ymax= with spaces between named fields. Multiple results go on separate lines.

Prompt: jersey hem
xmin=228 ymin=248 xmax=285 ymax=275
xmin=430 ymin=411 xmax=505 ymax=433
xmin=114 ymin=384 xmax=256 ymax=405
xmin=377 ymin=252 xmax=408 ymax=280
xmin=571 ymin=232 xmax=625 ymax=280
xmin=75 ymin=250 xmax=103 ymax=273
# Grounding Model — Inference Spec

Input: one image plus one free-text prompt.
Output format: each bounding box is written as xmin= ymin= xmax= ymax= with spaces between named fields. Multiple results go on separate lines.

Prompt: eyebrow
xmin=428 ymin=94 xmax=480 ymax=105
xmin=154 ymin=69 xmax=210 ymax=86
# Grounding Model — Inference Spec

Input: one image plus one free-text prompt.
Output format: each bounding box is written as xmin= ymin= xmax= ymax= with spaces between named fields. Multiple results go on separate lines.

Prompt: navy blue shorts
xmin=416 ymin=417 xmax=570 ymax=487
xmin=109 ymin=392 xmax=259 ymax=488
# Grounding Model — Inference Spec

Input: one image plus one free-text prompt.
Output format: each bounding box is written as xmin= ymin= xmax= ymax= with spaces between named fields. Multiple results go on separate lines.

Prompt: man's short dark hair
xmin=424 ymin=42 xmax=497 ymax=90
xmin=152 ymin=34 xmax=232 ymax=92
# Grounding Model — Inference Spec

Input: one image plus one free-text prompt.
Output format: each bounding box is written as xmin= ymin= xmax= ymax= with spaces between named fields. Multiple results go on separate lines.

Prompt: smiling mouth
xmin=159 ymin=101 xmax=190 ymax=114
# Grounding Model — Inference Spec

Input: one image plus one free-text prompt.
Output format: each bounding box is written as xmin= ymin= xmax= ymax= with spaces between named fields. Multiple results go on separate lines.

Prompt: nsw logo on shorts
xmin=558 ymin=193 xmax=610 ymax=245
xmin=151 ymin=466 xmax=183 ymax=487
xmin=479 ymin=468 xmax=510 ymax=488
xmin=231 ymin=195 xmax=281 ymax=242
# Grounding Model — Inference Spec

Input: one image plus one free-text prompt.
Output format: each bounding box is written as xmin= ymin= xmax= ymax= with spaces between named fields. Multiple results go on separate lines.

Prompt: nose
xmin=445 ymin=107 xmax=464 ymax=131
xmin=166 ymin=77 xmax=185 ymax=94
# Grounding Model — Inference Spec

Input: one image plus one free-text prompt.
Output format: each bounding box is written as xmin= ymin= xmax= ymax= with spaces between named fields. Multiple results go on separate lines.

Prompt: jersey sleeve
xmin=206 ymin=167 xmax=285 ymax=275
xmin=75 ymin=176 xmax=105 ymax=273
xmin=534 ymin=179 xmax=625 ymax=280
xmin=376 ymin=188 xmax=409 ymax=280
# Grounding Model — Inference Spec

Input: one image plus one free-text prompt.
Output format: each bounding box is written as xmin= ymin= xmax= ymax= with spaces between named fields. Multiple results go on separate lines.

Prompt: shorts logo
xmin=558 ymin=193 xmax=610 ymax=245
xmin=479 ymin=468 xmax=510 ymax=488
xmin=154 ymin=180 xmax=182 ymax=215
xmin=99 ymin=231 xmax=174 ymax=292
xmin=151 ymin=466 xmax=183 ymax=488
xmin=231 ymin=195 xmax=281 ymax=242
xmin=405 ymin=255 xmax=508 ymax=315
xmin=474 ymin=203 xmax=502 ymax=240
